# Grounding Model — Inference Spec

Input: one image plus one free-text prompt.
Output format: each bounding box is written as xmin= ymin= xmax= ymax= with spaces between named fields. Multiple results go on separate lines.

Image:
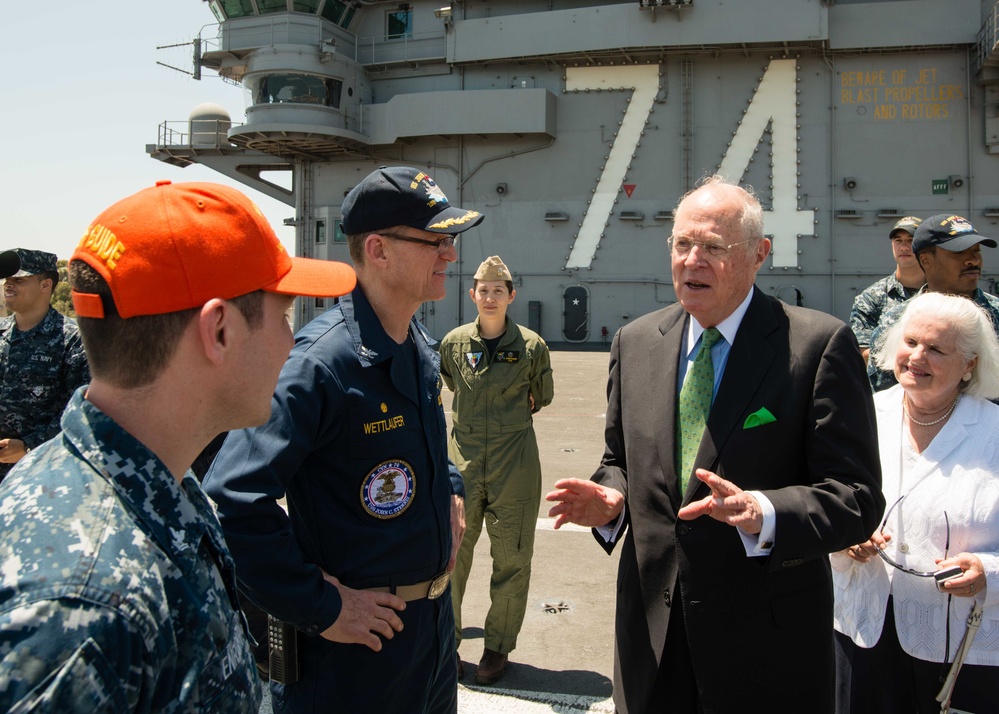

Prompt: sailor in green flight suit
xmin=439 ymin=255 xmax=554 ymax=685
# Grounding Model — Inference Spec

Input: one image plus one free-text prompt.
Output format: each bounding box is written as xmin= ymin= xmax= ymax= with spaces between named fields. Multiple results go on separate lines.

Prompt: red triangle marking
xmin=623 ymin=184 xmax=636 ymax=198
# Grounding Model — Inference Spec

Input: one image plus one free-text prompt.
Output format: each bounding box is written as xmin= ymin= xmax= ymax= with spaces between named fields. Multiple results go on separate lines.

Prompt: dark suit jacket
xmin=593 ymin=288 xmax=883 ymax=714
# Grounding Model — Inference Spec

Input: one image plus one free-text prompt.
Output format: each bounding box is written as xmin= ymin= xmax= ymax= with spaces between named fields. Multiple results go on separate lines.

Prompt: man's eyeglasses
xmin=380 ymin=232 xmax=456 ymax=252
xmin=668 ymin=236 xmax=755 ymax=260
xmin=876 ymin=494 xmax=950 ymax=578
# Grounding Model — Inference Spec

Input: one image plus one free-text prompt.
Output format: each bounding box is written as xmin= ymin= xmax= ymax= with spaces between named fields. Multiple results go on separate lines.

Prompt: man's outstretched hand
xmin=545 ymin=478 xmax=625 ymax=529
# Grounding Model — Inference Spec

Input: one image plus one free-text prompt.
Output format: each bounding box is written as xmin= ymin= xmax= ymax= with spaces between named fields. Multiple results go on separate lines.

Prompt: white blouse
xmin=832 ymin=385 xmax=999 ymax=665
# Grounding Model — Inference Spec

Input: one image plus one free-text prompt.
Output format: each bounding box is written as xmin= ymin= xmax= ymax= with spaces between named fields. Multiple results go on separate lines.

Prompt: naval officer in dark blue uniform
xmin=204 ymin=167 xmax=484 ymax=713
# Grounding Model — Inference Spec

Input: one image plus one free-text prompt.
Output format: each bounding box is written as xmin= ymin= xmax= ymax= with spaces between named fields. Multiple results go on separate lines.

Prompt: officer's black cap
xmin=341 ymin=167 xmax=484 ymax=236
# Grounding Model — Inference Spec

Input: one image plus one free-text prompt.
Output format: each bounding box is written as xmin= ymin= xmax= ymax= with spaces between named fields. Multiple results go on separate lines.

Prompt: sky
xmin=2 ymin=1 xmax=295 ymax=261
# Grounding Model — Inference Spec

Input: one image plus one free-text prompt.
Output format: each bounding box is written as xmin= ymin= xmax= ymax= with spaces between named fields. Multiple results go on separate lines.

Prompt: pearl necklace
xmin=903 ymin=393 xmax=960 ymax=427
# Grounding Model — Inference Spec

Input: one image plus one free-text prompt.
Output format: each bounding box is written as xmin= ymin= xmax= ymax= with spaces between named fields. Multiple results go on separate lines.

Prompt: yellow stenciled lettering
xmin=874 ymin=104 xmax=896 ymax=120
xmin=916 ymin=68 xmax=937 ymax=84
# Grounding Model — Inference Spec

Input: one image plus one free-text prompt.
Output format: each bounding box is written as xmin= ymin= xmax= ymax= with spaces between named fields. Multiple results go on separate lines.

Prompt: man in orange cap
xmin=0 ymin=180 xmax=356 ymax=713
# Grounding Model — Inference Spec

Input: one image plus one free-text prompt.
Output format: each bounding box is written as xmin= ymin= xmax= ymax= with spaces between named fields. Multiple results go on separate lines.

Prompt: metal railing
xmin=201 ymin=17 xmax=445 ymax=69
xmin=155 ymin=120 xmax=244 ymax=149
xmin=974 ymin=2 xmax=999 ymax=73
xmin=354 ymin=30 xmax=446 ymax=66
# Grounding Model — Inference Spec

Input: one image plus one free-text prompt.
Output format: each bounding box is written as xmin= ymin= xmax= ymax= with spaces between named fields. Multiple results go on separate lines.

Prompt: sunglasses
xmin=876 ymin=494 xmax=950 ymax=578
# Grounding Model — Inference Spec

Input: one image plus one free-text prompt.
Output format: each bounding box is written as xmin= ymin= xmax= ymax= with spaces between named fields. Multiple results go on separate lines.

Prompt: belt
xmin=363 ymin=572 xmax=451 ymax=602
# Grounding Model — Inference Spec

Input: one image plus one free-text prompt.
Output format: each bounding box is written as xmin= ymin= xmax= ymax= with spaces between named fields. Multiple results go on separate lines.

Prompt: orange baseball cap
xmin=71 ymin=180 xmax=356 ymax=318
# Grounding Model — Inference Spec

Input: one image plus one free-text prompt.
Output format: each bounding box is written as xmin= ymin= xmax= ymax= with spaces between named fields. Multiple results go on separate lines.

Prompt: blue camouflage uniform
xmin=867 ymin=286 xmax=999 ymax=391
xmin=204 ymin=286 xmax=462 ymax=714
xmin=848 ymin=273 xmax=921 ymax=351
xmin=0 ymin=388 xmax=262 ymax=713
xmin=0 ymin=305 xmax=89 ymax=479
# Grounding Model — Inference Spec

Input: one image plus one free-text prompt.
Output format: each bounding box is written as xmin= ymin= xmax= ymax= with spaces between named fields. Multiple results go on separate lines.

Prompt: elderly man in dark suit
xmin=546 ymin=176 xmax=884 ymax=714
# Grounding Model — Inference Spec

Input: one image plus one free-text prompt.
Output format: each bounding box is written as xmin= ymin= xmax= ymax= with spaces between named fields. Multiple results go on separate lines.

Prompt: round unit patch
xmin=361 ymin=460 xmax=416 ymax=519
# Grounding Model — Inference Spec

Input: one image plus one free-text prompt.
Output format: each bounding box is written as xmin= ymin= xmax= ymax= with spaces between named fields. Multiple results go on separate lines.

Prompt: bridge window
xmin=213 ymin=0 xmax=255 ymax=18
xmin=321 ymin=0 xmax=355 ymax=25
xmin=257 ymin=0 xmax=289 ymax=14
xmin=251 ymin=74 xmax=344 ymax=108
xmin=209 ymin=0 xmax=355 ymax=26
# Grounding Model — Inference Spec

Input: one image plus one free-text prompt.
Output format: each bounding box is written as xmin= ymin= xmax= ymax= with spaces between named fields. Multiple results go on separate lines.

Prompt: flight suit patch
xmin=494 ymin=350 xmax=520 ymax=363
xmin=465 ymin=352 xmax=483 ymax=369
xmin=361 ymin=460 xmax=416 ymax=519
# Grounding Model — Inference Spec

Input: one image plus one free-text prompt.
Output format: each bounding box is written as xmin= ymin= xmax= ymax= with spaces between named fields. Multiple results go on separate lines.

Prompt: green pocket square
xmin=743 ymin=407 xmax=776 ymax=429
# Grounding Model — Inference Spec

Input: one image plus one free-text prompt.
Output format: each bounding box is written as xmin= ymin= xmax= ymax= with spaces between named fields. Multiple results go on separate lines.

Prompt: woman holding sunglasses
xmin=832 ymin=292 xmax=999 ymax=714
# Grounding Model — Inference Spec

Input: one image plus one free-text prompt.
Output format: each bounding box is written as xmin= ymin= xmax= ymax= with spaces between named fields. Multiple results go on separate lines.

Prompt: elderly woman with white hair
xmin=833 ymin=291 xmax=999 ymax=714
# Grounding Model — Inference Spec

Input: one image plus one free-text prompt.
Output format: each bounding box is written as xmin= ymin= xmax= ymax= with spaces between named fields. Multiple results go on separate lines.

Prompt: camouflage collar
xmin=884 ymin=273 xmax=916 ymax=299
xmin=59 ymin=389 xmax=217 ymax=566
xmin=0 ymin=306 xmax=61 ymax=337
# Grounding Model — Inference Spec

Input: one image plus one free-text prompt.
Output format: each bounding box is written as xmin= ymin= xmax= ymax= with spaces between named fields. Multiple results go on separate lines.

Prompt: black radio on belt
xmin=268 ymin=615 xmax=300 ymax=685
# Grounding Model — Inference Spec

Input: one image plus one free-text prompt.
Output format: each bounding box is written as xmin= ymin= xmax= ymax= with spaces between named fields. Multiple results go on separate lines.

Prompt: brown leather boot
xmin=475 ymin=647 xmax=508 ymax=685
xmin=457 ymin=652 xmax=465 ymax=680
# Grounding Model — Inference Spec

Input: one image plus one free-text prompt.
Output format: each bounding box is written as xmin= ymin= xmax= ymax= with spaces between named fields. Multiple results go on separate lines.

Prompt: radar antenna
xmin=156 ymin=38 xmax=202 ymax=81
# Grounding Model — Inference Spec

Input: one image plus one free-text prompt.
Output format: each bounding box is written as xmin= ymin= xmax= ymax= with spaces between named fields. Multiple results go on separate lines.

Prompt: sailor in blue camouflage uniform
xmin=0 ymin=180 xmax=356 ymax=713
xmin=0 ymin=248 xmax=89 ymax=480
xmin=848 ymin=216 xmax=924 ymax=363
xmin=204 ymin=166 xmax=485 ymax=714
xmin=0 ymin=393 xmax=264 ymax=712
xmin=868 ymin=213 xmax=999 ymax=391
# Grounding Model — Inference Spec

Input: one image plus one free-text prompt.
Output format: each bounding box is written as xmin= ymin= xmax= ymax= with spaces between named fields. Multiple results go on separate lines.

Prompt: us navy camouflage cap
xmin=341 ymin=166 xmax=484 ymax=236
xmin=473 ymin=255 xmax=512 ymax=281
xmin=0 ymin=248 xmax=57 ymax=278
xmin=889 ymin=216 xmax=921 ymax=240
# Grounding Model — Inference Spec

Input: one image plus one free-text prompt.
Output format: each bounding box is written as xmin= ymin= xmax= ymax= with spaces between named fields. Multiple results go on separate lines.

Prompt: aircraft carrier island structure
xmin=150 ymin=0 xmax=999 ymax=345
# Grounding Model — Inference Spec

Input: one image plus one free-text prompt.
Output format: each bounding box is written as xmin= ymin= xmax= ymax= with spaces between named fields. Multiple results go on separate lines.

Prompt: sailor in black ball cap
xmin=868 ymin=214 xmax=999 ymax=391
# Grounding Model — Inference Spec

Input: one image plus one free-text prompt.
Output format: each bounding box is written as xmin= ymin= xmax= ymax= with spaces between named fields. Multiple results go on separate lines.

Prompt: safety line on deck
xmin=535 ymin=518 xmax=590 ymax=532
xmin=458 ymin=684 xmax=613 ymax=713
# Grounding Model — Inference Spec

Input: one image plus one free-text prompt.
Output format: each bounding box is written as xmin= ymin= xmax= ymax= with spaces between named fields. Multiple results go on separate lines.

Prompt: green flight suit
xmin=440 ymin=316 xmax=554 ymax=654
